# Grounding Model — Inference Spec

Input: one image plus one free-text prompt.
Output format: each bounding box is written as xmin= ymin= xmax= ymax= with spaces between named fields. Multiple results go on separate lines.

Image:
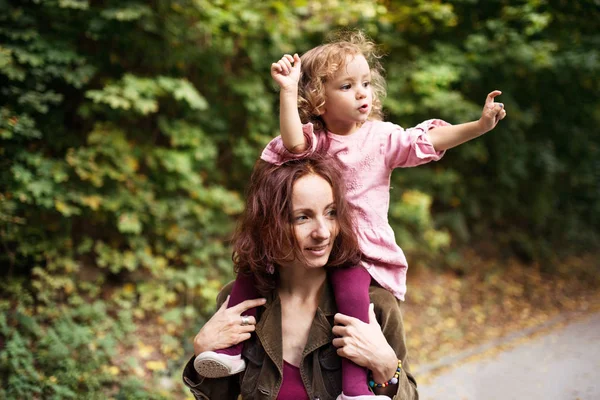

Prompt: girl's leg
xmin=194 ymin=272 xmax=260 ymax=378
xmin=216 ymin=272 xmax=260 ymax=356
xmin=330 ymin=266 xmax=372 ymax=396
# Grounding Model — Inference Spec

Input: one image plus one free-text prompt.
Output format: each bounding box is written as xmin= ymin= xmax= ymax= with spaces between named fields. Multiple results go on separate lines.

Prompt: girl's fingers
xmin=494 ymin=107 xmax=507 ymax=123
xmin=282 ymin=58 xmax=293 ymax=72
xmin=272 ymin=54 xmax=300 ymax=76
xmin=278 ymin=60 xmax=290 ymax=74
xmin=486 ymin=90 xmax=502 ymax=102
xmin=485 ymin=90 xmax=502 ymax=108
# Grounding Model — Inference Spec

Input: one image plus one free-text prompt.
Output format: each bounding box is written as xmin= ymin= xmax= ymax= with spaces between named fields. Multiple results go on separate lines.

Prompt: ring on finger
xmin=241 ymin=316 xmax=250 ymax=326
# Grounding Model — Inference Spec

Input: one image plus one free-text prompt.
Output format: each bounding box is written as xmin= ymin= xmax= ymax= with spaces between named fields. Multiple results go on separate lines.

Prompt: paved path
xmin=417 ymin=312 xmax=600 ymax=400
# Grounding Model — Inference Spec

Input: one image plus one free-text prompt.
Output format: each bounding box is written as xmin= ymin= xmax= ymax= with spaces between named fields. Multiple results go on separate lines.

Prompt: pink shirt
xmin=261 ymin=119 xmax=448 ymax=300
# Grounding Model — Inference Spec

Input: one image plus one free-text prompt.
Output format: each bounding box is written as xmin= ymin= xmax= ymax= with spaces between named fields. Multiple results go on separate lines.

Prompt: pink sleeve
xmin=260 ymin=123 xmax=319 ymax=166
xmin=383 ymin=119 xmax=450 ymax=169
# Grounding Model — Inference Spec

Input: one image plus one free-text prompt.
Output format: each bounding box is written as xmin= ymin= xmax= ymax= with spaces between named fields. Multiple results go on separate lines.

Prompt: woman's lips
xmin=306 ymin=244 xmax=328 ymax=256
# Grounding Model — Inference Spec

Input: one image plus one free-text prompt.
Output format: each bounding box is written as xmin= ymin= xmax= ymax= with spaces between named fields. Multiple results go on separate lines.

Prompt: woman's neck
xmin=278 ymin=266 xmax=327 ymax=302
xmin=278 ymin=267 xmax=327 ymax=367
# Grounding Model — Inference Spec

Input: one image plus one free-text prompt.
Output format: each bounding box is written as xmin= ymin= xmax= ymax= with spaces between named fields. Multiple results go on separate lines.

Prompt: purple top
xmin=261 ymin=119 xmax=449 ymax=300
xmin=277 ymin=360 xmax=309 ymax=400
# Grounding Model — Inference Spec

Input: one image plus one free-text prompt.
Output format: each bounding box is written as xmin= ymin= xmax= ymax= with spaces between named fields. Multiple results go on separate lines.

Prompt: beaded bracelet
xmin=368 ymin=360 xmax=402 ymax=389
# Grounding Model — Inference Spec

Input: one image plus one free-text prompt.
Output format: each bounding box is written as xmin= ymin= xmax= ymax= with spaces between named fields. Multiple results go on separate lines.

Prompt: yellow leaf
xmin=145 ymin=360 xmax=166 ymax=371
xmin=64 ymin=281 xmax=74 ymax=294
xmin=444 ymin=318 xmax=457 ymax=329
xmin=137 ymin=342 xmax=154 ymax=358
xmin=55 ymin=200 xmax=69 ymax=214
xmin=108 ymin=366 xmax=119 ymax=376
xmin=81 ymin=195 xmax=102 ymax=210
xmin=123 ymin=283 xmax=135 ymax=294
xmin=125 ymin=156 xmax=139 ymax=171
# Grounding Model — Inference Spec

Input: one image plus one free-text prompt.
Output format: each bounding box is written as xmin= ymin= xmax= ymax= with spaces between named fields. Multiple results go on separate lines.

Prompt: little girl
xmin=195 ymin=31 xmax=506 ymax=399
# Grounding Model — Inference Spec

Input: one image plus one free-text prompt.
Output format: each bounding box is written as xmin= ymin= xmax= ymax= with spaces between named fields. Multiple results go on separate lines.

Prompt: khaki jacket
xmin=183 ymin=279 xmax=418 ymax=400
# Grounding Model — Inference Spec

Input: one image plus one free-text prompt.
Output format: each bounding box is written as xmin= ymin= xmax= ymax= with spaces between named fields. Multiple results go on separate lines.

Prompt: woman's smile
xmin=305 ymin=244 xmax=330 ymax=257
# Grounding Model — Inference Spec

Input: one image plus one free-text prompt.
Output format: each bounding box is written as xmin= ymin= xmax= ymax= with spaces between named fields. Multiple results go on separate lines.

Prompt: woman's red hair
xmin=232 ymin=156 xmax=361 ymax=295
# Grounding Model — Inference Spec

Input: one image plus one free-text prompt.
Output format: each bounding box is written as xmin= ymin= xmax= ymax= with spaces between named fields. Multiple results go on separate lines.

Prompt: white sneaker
xmin=193 ymin=351 xmax=246 ymax=378
xmin=336 ymin=393 xmax=389 ymax=400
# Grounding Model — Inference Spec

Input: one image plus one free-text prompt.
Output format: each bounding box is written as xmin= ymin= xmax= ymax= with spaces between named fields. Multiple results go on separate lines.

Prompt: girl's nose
xmin=356 ymin=87 xmax=366 ymax=99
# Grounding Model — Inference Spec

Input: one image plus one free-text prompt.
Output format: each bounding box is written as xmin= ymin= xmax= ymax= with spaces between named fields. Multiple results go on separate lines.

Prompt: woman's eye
xmin=327 ymin=209 xmax=337 ymax=217
xmin=295 ymin=215 xmax=308 ymax=222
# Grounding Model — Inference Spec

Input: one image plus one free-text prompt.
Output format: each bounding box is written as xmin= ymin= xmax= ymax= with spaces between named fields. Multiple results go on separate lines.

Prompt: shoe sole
xmin=194 ymin=357 xmax=236 ymax=378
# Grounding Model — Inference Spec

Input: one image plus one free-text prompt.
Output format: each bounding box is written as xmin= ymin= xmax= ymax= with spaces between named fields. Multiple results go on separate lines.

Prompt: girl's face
xmin=321 ymin=54 xmax=373 ymax=136
xmin=283 ymin=173 xmax=339 ymax=270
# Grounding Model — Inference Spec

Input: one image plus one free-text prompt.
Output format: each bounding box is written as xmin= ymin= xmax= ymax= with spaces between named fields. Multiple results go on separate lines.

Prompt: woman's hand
xmin=332 ymin=303 xmax=398 ymax=384
xmin=271 ymin=53 xmax=301 ymax=91
xmin=478 ymin=90 xmax=507 ymax=133
xmin=193 ymin=296 xmax=266 ymax=356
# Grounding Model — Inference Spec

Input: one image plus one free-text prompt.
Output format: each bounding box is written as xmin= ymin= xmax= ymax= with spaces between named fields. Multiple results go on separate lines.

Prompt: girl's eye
xmin=340 ymin=84 xmax=351 ymax=90
xmin=363 ymin=81 xmax=370 ymax=87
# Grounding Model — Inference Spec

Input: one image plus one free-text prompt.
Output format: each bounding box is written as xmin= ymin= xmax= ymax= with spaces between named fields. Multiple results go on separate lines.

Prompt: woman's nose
xmin=311 ymin=218 xmax=331 ymax=240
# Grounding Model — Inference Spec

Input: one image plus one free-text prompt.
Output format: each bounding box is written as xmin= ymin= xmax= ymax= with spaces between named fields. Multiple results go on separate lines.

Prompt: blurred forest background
xmin=1 ymin=0 xmax=599 ymax=398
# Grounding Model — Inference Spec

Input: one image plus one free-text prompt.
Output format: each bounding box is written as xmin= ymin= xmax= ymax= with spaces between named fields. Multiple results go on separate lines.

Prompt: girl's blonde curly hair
xmin=298 ymin=30 xmax=386 ymax=132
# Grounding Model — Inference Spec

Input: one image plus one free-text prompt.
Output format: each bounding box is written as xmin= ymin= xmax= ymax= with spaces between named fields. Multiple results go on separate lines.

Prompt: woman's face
xmin=284 ymin=173 xmax=339 ymax=270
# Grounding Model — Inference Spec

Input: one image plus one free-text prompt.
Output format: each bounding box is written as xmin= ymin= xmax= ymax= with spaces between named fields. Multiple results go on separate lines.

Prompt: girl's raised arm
xmin=271 ymin=54 xmax=307 ymax=153
xmin=428 ymin=90 xmax=506 ymax=151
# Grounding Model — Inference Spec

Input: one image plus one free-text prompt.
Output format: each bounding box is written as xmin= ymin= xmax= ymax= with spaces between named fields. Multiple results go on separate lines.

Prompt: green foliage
xmin=381 ymin=0 xmax=600 ymax=261
xmin=0 ymin=0 xmax=598 ymax=396
xmin=0 ymin=294 xmax=133 ymax=399
xmin=390 ymin=190 xmax=451 ymax=268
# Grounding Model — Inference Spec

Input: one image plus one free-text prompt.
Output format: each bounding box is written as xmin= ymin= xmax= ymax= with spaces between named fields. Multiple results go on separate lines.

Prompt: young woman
xmin=183 ymin=156 xmax=418 ymax=400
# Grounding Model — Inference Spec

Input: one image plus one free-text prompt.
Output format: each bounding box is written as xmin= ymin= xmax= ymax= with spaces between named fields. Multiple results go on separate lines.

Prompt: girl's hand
xmin=479 ymin=90 xmax=507 ymax=133
xmin=332 ymin=303 xmax=398 ymax=384
xmin=193 ymin=296 xmax=266 ymax=356
xmin=271 ymin=53 xmax=301 ymax=91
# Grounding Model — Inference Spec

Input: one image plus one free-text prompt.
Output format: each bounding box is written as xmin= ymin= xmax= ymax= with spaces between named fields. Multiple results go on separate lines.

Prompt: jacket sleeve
xmin=182 ymin=283 xmax=239 ymax=400
xmin=369 ymin=287 xmax=419 ymax=400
